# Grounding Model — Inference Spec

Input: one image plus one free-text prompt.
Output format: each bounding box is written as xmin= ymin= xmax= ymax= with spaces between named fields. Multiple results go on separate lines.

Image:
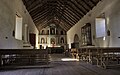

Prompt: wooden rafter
xmin=22 ymin=0 xmax=100 ymax=31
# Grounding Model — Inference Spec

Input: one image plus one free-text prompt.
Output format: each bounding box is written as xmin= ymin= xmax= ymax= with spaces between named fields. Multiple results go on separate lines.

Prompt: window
xmin=81 ymin=23 xmax=92 ymax=46
xmin=95 ymin=18 xmax=106 ymax=38
xmin=15 ymin=13 xmax=23 ymax=40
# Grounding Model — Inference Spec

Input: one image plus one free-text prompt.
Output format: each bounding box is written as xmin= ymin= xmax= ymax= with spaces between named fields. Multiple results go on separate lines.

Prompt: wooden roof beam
xmin=38 ymin=19 xmax=53 ymax=30
xmin=55 ymin=13 xmax=73 ymax=27
xmin=68 ymin=0 xmax=86 ymax=15
xmin=58 ymin=0 xmax=83 ymax=18
xmin=56 ymin=5 xmax=79 ymax=22
xmin=64 ymin=10 xmax=79 ymax=23
xmin=56 ymin=16 xmax=72 ymax=29
xmin=30 ymin=4 xmax=48 ymax=16
xmin=64 ymin=9 xmax=80 ymax=21
xmin=63 ymin=12 xmax=77 ymax=24
xmin=74 ymin=0 xmax=89 ymax=12
xmin=57 ymin=1 xmax=81 ymax=20
xmin=28 ymin=0 xmax=47 ymax=13
xmin=56 ymin=8 xmax=77 ymax=24
xmin=35 ymin=14 xmax=50 ymax=25
xmin=33 ymin=9 xmax=50 ymax=21
xmin=89 ymin=0 xmax=96 ymax=6
xmin=81 ymin=0 xmax=92 ymax=9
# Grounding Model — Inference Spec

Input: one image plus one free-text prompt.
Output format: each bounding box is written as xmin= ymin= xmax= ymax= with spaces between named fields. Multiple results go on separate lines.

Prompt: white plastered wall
xmin=67 ymin=0 xmax=120 ymax=48
xmin=0 ymin=0 xmax=39 ymax=49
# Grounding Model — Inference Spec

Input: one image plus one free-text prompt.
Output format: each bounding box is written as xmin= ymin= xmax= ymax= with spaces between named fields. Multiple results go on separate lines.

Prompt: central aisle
xmin=49 ymin=54 xmax=78 ymax=62
xmin=0 ymin=61 xmax=120 ymax=75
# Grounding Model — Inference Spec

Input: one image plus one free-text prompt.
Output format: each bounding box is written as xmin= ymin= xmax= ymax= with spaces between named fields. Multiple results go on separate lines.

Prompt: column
xmin=24 ymin=24 xmax=28 ymax=43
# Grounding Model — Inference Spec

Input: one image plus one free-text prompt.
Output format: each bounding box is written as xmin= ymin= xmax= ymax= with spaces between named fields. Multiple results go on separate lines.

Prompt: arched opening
xmin=41 ymin=38 xmax=45 ymax=44
xmin=41 ymin=30 xmax=45 ymax=35
xmin=60 ymin=37 xmax=64 ymax=44
xmin=50 ymin=28 xmax=55 ymax=35
xmin=74 ymin=34 xmax=79 ymax=48
xmin=51 ymin=38 xmax=55 ymax=47
xmin=47 ymin=30 xmax=49 ymax=35
xmin=61 ymin=31 xmax=64 ymax=35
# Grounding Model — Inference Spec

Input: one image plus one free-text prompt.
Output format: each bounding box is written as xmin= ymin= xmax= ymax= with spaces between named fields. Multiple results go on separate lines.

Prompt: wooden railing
xmin=0 ymin=49 xmax=49 ymax=67
xmin=78 ymin=47 xmax=120 ymax=69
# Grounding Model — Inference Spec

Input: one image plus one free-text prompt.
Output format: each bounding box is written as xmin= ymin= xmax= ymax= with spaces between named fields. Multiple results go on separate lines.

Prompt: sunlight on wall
xmin=96 ymin=18 xmax=106 ymax=38
xmin=15 ymin=14 xmax=23 ymax=40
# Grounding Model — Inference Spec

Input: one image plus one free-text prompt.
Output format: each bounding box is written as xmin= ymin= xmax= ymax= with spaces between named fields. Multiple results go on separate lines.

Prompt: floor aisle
xmin=0 ymin=54 xmax=120 ymax=75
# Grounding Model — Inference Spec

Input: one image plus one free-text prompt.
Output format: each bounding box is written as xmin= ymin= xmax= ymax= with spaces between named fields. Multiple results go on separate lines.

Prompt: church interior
xmin=0 ymin=0 xmax=120 ymax=75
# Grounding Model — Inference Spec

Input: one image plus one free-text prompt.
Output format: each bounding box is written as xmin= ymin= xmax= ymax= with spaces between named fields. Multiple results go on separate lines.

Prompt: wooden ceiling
xmin=22 ymin=0 xmax=100 ymax=31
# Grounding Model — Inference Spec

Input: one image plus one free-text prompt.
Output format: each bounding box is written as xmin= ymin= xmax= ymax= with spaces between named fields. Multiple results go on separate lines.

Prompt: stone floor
xmin=0 ymin=54 xmax=120 ymax=75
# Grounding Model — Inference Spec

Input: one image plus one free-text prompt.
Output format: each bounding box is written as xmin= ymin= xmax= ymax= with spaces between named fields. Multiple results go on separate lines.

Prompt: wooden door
xmin=29 ymin=33 xmax=36 ymax=48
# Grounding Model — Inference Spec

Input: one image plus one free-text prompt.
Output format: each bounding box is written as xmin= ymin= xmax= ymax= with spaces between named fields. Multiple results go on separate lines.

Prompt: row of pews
xmin=77 ymin=47 xmax=120 ymax=69
xmin=1 ymin=48 xmax=120 ymax=69
xmin=0 ymin=49 xmax=49 ymax=68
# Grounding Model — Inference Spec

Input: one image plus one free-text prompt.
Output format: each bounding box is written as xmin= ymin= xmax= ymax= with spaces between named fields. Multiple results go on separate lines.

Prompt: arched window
xmin=50 ymin=28 xmax=55 ymax=35
xmin=51 ymin=38 xmax=55 ymax=44
xmin=41 ymin=30 xmax=45 ymax=35
xmin=74 ymin=34 xmax=79 ymax=48
xmin=41 ymin=38 xmax=45 ymax=43
xmin=74 ymin=34 xmax=79 ymax=43
xmin=47 ymin=30 xmax=49 ymax=35
xmin=60 ymin=37 xmax=64 ymax=43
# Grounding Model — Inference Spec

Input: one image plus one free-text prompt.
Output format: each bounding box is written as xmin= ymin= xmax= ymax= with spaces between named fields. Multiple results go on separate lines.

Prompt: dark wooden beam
xmin=56 ymin=2 xmax=80 ymax=22
xmin=56 ymin=17 xmax=72 ymax=31
xmin=55 ymin=16 xmax=72 ymax=29
xmin=33 ymin=9 xmax=50 ymax=21
xmin=64 ymin=10 xmax=79 ymax=23
xmin=59 ymin=23 xmax=70 ymax=31
xmin=28 ymin=0 xmax=46 ymax=13
xmin=55 ymin=13 xmax=73 ymax=27
xmin=81 ymin=0 xmax=92 ymax=9
xmin=55 ymin=8 xmax=76 ymax=25
xmin=35 ymin=15 xmax=50 ymax=25
xmin=64 ymin=9 xmax=80 ymax=22
xmin=33 ymin=7 xmax=55 ymax=24
xmin=38 ymin=19 xmax=53 ymax=30
xmin=63 ymin=12 xmax=77 ymax=24
xmin=74 ymin=0 xmax=89 ymax=12
xmin=89 ymin=0 xmax=96 ymax=6
xmin=30 ymin=4 xmax=48 ymax=17
xmin=68 ymin=0 xmax=86 ymax=15
xmin=58 ymin=0 xmax=83 ymax=18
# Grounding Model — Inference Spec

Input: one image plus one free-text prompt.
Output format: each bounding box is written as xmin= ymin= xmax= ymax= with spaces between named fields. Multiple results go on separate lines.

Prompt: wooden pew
xmin=78 ymin=47 xmax=120 ymax=69
xmin=98 ymin=48 xmax=120 ymax=69
xmin=71 ymin=48 xmax=79 ymax=59
xmin=0 ymin=49 xmax=49 ymax=67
